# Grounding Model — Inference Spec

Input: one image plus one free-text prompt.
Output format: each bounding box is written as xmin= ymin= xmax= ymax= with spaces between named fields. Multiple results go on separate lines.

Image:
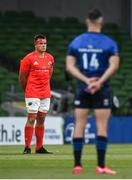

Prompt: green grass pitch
xmin=0 ymin=144 xmax=132 ymax=179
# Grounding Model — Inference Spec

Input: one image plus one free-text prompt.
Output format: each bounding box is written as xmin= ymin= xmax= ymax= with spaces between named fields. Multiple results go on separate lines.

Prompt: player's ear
xmin=85 ymin=18 xmax=90 ymax=27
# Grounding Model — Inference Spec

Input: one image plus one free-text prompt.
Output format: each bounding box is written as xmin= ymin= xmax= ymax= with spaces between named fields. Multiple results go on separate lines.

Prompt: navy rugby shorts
xmin=74 ymin=86 xmax=112 ymax=109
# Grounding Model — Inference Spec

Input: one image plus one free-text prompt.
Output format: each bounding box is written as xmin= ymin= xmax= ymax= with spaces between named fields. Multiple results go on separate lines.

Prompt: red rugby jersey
xmin=20 ymin=51 xmax=54 ymax=98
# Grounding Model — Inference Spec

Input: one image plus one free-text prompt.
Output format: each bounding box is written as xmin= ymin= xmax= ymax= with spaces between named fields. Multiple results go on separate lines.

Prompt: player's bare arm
xmin=98 ymin=55 xmax=119 ymax=85
xmin=19 ymin=72 xmax=28 ymax=91
xmin=89 ymin=55 xmax=120 ymax=94
xmin=66 ymin=55 xmax=98 ymax=85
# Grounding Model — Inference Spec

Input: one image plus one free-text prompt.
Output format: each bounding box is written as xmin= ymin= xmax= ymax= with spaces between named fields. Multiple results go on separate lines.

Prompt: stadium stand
xmin=0 ymin=11 xmax=132 ymax=115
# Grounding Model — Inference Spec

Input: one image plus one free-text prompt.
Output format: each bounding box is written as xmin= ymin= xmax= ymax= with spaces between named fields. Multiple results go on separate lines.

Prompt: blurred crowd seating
xmin=0 ymin=11 xmax=132 ymax=115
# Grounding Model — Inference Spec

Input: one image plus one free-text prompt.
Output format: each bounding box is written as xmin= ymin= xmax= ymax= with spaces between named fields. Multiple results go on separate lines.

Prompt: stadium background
xmin=0 ymin=0 xmax=131 ymax=116
xmin=0 ymin=0 xmax=132 ymax=178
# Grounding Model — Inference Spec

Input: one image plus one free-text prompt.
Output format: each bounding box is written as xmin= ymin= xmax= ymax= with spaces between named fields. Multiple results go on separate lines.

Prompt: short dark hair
xmin=88 ymin=8 xmax=103 ymax=21
xmin=34 ymin=34 xmax=46 ymax=42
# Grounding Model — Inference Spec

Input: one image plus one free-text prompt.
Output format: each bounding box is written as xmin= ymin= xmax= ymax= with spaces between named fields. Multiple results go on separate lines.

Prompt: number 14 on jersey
xmin=82 ymin=53 xmax=99 ymax=70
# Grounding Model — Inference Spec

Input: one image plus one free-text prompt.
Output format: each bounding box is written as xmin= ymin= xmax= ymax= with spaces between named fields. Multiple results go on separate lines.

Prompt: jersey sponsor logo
xmin=74 ymin=100 xmax=80 ymax=105
xmin=34 ymin=69 xmax=49 ymax=72
xmin=78 ymin=48 xmax=103 ymax=53
xmin=103 ymin=99 xmax=109 ymax=106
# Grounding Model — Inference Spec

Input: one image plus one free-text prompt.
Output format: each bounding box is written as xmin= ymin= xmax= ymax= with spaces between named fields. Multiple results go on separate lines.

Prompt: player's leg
xmin=35 ymin=98 xmax=52 ymax=154
xmin=95 ymin=108 xmax=110 ymax=168
xmin=23 ymin=98 xmax=40 ymax=154
xmin=72 ymin=91 xmax=91 ymax=174
xmin=95 ymin=109 xmax=116 ymax=174
xmin=35 ymin=111 xmax=46 ymax=152
xmin=94 ymin=86 xmax=116 ymax=174
xmin=72 ymin=108 xmax=89 ymax=174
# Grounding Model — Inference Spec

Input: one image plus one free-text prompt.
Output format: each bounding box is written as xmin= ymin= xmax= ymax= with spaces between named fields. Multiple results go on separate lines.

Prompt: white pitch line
xmin=0 ymin=154 xmax=132 ymax=160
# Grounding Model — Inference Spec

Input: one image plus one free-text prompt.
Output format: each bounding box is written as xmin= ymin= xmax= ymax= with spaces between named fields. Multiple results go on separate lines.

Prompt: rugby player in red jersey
xmin=19 ymin=34 xmax=54 ymax=154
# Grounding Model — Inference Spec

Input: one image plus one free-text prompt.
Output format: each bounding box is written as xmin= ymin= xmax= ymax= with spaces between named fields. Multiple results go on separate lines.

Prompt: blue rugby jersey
xmin=67 ymin=32 xmax=119 ymax=90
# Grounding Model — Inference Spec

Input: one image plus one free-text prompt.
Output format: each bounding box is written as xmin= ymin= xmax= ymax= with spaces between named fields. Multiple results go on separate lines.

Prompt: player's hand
xmin=85 ymin=77 xmax=99 ymax=86
xmin=88 ymin=81 xmax=102 ymax=94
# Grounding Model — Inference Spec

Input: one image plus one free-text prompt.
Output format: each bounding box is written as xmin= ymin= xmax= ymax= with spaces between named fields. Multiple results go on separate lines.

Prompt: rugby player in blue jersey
xmin=66 ymin=9 xmax=120 ymax=174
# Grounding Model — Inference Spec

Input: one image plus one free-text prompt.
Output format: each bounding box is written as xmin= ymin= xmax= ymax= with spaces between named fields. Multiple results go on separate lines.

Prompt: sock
xmin=72 ymin=138 xmax=84 ymax=167
xmin=96 ymin=136 xmax=108 ymax=168
xmin=35 ymin=125 xmax=44 ymax=150
xmin=25 ymin=126 xmax=34 ymax=148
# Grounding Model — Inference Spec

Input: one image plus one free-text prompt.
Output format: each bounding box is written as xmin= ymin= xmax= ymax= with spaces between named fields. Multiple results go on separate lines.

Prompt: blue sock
xmin=96 ymin=136 xmax=108 ymax=167
xmin=72 ymin=138 xmax=84 ymax=166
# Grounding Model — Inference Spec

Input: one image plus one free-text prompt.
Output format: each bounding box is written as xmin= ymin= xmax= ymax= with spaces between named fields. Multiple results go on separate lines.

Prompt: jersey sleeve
xmin=52 ymin=56 xmax=54 ymax=65
xmin=110 ymin=40 xmax=119 ymax=56
xmin=19 ymin=56 xmax=31 ymax=73
xmin=49 ymin=56 xmax=54 ymax=74
xmin=67 ymin=41 xmax=76 ymax=57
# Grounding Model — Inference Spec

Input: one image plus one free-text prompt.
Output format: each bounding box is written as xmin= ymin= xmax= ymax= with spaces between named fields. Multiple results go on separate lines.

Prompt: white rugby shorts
xmin=25 ymin=98 xmax=50 ymax=113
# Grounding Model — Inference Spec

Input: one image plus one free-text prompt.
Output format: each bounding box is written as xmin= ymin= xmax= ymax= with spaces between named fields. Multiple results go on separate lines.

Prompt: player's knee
xmin=28 ymin=113 xmax=37 ymax=123
xmin=36 ymin=111 xmax=47 ymax=124
xmin=37 ymin=111 xmax=47 ymax=119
